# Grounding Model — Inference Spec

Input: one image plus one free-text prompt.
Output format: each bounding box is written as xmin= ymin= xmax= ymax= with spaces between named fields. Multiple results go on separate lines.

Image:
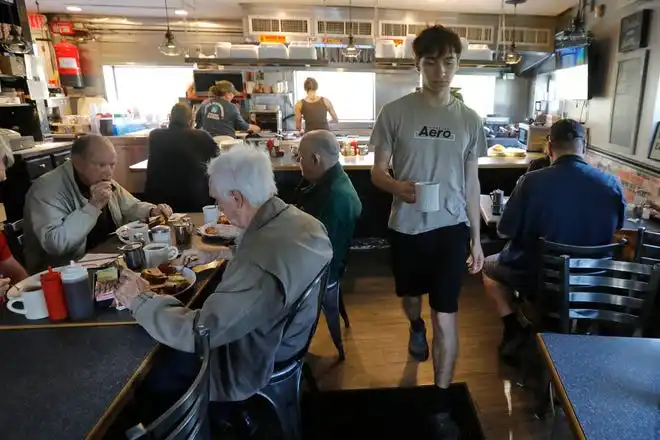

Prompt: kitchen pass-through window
xmin=294 ymin=70 xmax=375 ymax=122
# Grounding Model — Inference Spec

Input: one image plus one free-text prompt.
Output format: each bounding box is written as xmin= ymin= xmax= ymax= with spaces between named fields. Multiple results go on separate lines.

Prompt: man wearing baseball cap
xmin=482 ymin=118 xmax=626 ymax=358
xmin=195 ymin=81 xmax=260 ymax=138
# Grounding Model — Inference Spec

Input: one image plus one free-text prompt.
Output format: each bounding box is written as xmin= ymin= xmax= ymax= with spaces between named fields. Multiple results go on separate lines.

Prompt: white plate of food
xmin=140 ymin=264 xmax=196 ymax=297
xmin=199 ymin=222 xmax=240 ymax=239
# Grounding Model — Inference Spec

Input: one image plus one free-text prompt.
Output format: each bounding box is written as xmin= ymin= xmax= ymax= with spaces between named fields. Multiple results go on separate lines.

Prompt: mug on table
xmin=151 ymin=225 xmax=172 ymax=245
xmin=143 ymin=243 xmax=179 ymax=268
xmin=117 ymin=222 xmax=151 ymax=245
xmin=203 ymin=205 xmax=220 ymax=224
xmin=7 ymin=285 xmax=49 ymax=320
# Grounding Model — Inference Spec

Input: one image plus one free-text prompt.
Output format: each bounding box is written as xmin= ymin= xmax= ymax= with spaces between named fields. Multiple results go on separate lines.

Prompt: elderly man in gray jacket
xmin=23 ymin=135 xmax=172 ymax=273
xmin=115 ymin=146 xmax=332 ymax=421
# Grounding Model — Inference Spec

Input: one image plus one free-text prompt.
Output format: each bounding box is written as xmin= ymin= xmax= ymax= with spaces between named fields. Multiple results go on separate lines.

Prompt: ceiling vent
xmin=379 ymin=21 xmax=428 ymax=38
xmin=499 ymin=27 xmax=552 ymax=48
xmin=446 ymin=25 xmax=495 ymax=44
xmin=317 ymin=20 xmax=373 ymax=37
xmin=379 ymin=21 xmax=493 ymax=44
xmin=248 ymin=16 xmax=311 ymax=36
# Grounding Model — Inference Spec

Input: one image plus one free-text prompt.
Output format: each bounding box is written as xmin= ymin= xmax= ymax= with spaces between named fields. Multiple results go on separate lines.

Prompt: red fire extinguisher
xmin=54 ymin=41 xmax=84 ymax=88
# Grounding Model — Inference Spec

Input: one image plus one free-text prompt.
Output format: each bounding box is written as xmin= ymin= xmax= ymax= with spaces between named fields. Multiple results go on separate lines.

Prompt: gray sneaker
xmin=408 ymin=326 xmax=429 ymax=361
xmin=428 ymin=412 xmax=459 ymax=440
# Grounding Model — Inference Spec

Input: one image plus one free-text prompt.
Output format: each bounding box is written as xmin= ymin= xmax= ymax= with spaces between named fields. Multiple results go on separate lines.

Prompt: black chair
xmin=3 ymin=219 xmax=24 ymax=264
xmin=531 ymin=238 xmax=629 ymax=323
xmin=633 ymin=226 xmax=660 ymax=265
xmin=126 ymin=324 xmax=211 ymax=440
xmin=322 ymin=280 xmax=348 ymax=361
xmin=515 ymin=238 xmax=628 ymax=417
xmin=633 ymin=227 xmax=660 ymax=337
xmin=552 ymin=257 xmax=660 ymax=335
xmin=240 ymin=264 xmax=329 ymax=440
xmin=531 ymin=252 xmax=660 ymax=420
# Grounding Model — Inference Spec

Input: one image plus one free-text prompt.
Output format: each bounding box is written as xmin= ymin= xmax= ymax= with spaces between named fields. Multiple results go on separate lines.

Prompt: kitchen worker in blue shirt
xmin=195 ymin=81 xmax=261 ymax=138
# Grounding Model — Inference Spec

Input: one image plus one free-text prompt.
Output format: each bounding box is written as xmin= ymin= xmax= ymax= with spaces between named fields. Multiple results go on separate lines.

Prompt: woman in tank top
xmin=294 ymin=77 xmax=339 ymax=133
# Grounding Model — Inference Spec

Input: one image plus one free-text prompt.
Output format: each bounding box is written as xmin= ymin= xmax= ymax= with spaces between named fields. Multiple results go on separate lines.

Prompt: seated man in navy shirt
xmin=482 ymin=119 xmax=626 ymax=356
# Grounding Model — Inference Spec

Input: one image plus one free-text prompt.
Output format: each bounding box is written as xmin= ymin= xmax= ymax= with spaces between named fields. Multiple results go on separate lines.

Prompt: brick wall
xmin=586 ymin=150 xmax=660 ymax=206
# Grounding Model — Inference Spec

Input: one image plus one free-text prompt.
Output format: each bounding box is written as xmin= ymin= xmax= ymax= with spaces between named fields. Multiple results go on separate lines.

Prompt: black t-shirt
xmin=74 ymin=170 xmax=118 ymax=251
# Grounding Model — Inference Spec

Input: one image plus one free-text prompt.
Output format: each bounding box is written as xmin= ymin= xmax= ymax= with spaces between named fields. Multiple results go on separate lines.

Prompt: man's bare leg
xmin=430 ymin=310 xmax=458 ymax=388
xmin=482 ymin=272 xmax=525 ymax=354
xmin=482 ymin=272 xmax=514 ymax=317
xmin=403 ymin=296 xmax=429 ymax=361
xmin=427 ymin=309 xmax=460 ymax=438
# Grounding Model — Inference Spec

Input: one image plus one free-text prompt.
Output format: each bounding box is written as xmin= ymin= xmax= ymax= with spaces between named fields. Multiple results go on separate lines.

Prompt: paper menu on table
xmin=77 ymin=253 xmax=120 ymax=269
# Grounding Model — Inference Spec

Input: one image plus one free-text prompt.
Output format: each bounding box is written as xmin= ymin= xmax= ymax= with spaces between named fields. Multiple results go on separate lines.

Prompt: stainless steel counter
xmin=12 ymin=142 xmax=74 ymax=158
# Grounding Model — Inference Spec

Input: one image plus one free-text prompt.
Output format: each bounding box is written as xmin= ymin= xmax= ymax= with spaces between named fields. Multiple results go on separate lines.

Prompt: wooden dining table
xmin=0 ymin=213 xmax=229 ymax=440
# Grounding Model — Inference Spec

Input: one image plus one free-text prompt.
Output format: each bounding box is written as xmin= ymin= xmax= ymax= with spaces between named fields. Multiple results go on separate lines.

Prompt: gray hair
xmin=0 ymin=136 xmax=14 ymax=168
xmin=71 ymin=134 xmax=114 ymax=157
xmin=299 ymin=130 xmax=340 ymax=167
xmin=207 ymin=146 xmax=277 ymax=206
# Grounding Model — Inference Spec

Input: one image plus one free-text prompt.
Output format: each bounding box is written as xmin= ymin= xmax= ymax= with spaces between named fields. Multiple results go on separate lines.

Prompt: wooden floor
xmin=307 ymin=250 xmax=556 ymax=440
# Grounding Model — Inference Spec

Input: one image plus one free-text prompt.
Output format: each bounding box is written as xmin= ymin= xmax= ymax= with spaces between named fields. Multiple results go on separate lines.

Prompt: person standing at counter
xmin=23 ymin=135 xmax=173 ymax=273
xmin=145 ymin=103 xmax=218 ymax=212
xmin=296 ymin=130 xmax=362 ymax=360
xmin=370 ymin=25 xmax=486 ymax=437
xmin=295 ymin=77 xmax=339 ymax=133
xmin=195 ymin=82 xmax=260 ymax=138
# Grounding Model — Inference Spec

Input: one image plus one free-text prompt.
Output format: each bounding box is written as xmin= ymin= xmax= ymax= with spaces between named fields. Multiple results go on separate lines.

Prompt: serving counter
xmin=129 ymin=151 xmax=541 ymax=238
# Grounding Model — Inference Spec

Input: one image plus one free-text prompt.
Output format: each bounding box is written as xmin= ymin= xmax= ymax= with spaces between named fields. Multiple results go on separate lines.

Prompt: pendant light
xmin=503 ymin=0 xmax=523 ymax=65
xmin=341 ymin=0 xmax=361 ymax=59
xmin=158 ymin=0 xmax=181 ymax=56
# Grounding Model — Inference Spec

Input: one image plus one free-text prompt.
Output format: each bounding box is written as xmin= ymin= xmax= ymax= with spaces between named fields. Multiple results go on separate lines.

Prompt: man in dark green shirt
xmin=296 ymin=130 xmax=362 ymax=360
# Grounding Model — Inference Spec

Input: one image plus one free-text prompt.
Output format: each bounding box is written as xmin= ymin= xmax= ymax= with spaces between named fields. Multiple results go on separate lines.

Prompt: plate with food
xmin=487 ymin=144 xmax=507 ymax=157
xmin=199 ymin=222 xmax=240 ymax=240
xmin=503 ymin=147 xmax=527 ymax=158
xmin=140 ymin=264 xmax=196 ymax=296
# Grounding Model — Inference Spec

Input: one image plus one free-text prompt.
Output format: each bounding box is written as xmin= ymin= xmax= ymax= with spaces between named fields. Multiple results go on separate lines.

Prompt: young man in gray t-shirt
xmin=370 ymin=25 xmax=486 ymax=436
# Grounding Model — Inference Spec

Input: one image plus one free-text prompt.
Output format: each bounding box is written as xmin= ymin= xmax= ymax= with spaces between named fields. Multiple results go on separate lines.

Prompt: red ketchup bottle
xmin=40 ymin=266 xmax=68 ymax=321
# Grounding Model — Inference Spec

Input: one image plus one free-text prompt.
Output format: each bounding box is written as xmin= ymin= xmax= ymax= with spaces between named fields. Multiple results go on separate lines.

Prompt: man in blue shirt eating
xmin=482 ymin=119 xmax=626 ymax=356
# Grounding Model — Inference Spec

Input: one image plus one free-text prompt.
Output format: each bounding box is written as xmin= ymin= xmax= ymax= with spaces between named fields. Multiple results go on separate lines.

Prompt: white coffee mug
xmin=7 ymin=286 xmax=49 ymax=320
xmin=414 ymin=182 xmax=441 ymax=212
xmin=143 ymin=243 xmax=178 ymax=268
xmin=151 ymin=225 xmax=172 ymax=245
xmin=117 ymin=222 xmax=151 ymax=244
xmin=203 ymin=205 xmax=219 ymax=224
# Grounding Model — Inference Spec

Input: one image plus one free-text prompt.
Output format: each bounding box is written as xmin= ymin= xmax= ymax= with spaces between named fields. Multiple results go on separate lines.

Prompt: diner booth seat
xmin=126 ymin=325 xmax=211 ymax=440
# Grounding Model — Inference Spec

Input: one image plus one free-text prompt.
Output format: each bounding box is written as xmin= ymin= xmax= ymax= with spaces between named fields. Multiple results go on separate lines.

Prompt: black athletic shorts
xmin=389 ymin=223 xmax=470 ymax=313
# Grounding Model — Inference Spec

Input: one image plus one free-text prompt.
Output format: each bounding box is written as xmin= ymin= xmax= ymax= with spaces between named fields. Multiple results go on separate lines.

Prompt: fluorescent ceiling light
xmin=66 ymin=6 xmax=82 ymax=12
xmin=174 ymin=9 xmax=188 ymax=16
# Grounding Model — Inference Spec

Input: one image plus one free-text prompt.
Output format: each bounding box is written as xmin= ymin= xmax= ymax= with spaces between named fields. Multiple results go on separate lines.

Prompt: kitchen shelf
xmin=0 ymin=73 xmax=25 ymax=80
xmin=185 ymin=58 xmax=329 ymax=67
xmin=374 ymin=58 xmax=511 ymax=69
xmin=248 ymin=93 xmax=293 ymax=96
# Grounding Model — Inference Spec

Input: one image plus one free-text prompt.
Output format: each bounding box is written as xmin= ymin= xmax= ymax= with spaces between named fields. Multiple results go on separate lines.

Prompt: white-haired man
xmin=114 ymin=146 xmax=332 ymax=429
